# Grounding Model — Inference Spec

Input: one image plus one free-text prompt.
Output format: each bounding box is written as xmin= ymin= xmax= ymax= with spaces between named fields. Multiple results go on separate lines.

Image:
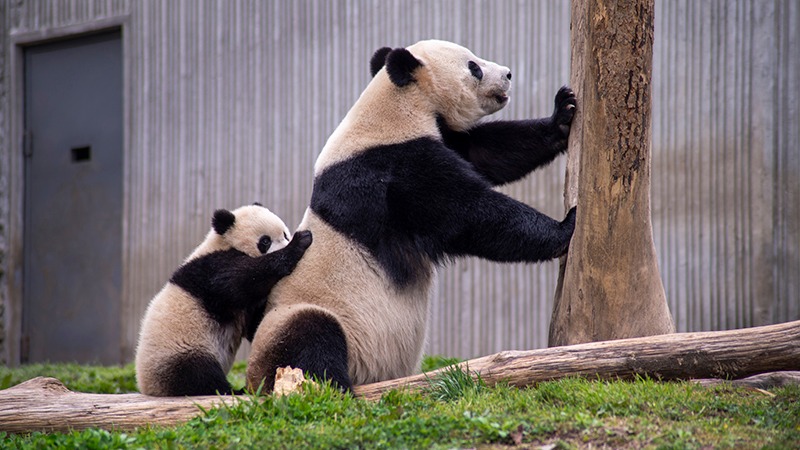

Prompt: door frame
xmin=6 ymin=16 xmax=129 ymax=366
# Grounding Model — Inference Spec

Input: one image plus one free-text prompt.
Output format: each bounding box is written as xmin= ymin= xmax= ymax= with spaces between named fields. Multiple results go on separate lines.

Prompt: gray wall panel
xmin=652 ymin=0 xmax=799 ymax=336
xmin=119 ymin=0 xmax=571 ymax=361
xmin=774 ymin=0 xmax=800 ymax=326
xmin=2 ymin=0 xmax=798 ymax=365
xmin=0 ymin=0 xmax=8 ymax=364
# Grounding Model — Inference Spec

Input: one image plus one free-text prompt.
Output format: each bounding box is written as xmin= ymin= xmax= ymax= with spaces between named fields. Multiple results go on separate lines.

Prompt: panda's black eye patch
xmin=468 ymin=61 xmax=483 ymax=80
xmin=257 ymin=235 xmax=272 ymax=254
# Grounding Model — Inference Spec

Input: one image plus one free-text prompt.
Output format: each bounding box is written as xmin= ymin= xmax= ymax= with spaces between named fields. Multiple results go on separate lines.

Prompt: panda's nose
xmin=506 ymin=71 xmax=512 ymax=80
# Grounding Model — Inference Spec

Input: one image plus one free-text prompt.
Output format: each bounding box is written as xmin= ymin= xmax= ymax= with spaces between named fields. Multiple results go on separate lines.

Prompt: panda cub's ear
xmin=385 ymin=48 xmax=423 ymax=87
xmin=212 ymin=209 xmax=236 ymax=235
xmin=369 ymin=47 xmax=392 ymax=77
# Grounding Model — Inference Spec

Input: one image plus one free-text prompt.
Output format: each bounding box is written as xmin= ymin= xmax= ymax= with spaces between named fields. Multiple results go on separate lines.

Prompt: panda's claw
xmin=552 ymin=86 xmax=577 ymax=136
xmin=554 ymin=206 xmax=577 ymax=258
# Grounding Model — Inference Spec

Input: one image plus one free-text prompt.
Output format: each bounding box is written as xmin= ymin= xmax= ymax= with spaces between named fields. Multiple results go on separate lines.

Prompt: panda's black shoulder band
xmin=385 ymin=48 xmax=423 ymax=87
xmin=212 ymin=209 xmax=236 ymax=235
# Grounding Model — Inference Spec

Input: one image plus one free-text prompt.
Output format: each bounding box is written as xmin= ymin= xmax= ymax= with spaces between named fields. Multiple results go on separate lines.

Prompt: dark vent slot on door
xmin=71 ymin=146 xmax=91 ymax=162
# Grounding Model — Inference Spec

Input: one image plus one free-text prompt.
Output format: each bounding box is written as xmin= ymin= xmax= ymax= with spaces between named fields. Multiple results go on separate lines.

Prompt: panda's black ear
xmin=369 ymin=47 xmax=392 ymax=77
xmin=212 ymin=209 xmax=236 ymax=235
xmin=252 ymin=201 xmax=263 ymax=207
xmin=385 ymin=48 xmax=423 ymax=87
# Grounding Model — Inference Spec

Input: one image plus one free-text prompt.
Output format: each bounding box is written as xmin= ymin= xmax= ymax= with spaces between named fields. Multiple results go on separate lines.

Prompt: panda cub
xmin=246 ymin=40 xmax=576 ymax=393
xmin=135 ymin=204 xmax=312 ymax=396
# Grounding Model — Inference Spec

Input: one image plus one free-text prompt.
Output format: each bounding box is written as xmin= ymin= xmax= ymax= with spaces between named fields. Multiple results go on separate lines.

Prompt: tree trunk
xmin=550 ymin=0 xmax=675 ymax=346
xmin=1 ymin=321 xmax=798 ymax=432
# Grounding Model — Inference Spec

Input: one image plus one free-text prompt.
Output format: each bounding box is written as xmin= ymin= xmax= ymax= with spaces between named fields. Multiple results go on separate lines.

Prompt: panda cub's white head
xmin=188 ymin=203 xmax=292 ymax=261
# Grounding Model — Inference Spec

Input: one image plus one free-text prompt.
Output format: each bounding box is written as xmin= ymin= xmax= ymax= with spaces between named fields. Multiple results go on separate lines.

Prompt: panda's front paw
xmin=289 ymin=230 xmax=313 ymax=252
xmin=555 ymin=206 xmax=577 ymax=257
xmin=552 ymin=86 xmax=577 ymax=136
xmin=561 ymin=206 xmax=576 ymax=231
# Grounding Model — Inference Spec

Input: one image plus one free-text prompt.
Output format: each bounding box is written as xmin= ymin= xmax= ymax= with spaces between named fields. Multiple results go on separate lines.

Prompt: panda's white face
xmin=223 ymin=205 xmax=291 ymax=258
xmin=407 ymin=40 xmax=512 ymax=131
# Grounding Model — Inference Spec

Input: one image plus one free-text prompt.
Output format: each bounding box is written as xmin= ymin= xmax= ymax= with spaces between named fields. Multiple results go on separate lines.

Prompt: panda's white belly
xmin=270 ymin=211 xmax=433 ymax=385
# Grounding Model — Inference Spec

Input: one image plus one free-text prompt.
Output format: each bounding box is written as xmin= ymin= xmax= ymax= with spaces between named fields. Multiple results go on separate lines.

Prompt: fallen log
xmin=692 ymin=371 xmax=800 ymax=390
xmin=0 ymin=377 xmax=240 ymax=433
xmin=1 ymin=320 xmax=798 ymax=433
xmin=354 ymin=319 xmax=800 ymax=400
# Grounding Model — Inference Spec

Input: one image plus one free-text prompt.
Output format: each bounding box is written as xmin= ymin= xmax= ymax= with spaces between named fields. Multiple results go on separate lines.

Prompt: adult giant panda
xmin=247 ymin=40 xmax=576 ymax=392
xmin=136 ymin=204 xmax=312 ymax=396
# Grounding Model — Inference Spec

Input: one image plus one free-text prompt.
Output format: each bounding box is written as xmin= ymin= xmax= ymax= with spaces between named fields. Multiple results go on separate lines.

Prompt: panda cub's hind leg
xmin=247 ymin=304 xmax=352 ymax=393
xmin=159 ymin=350 xmax=234 ymax=396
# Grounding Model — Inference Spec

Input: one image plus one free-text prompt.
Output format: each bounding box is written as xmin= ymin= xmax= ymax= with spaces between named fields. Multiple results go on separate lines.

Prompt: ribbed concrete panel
xmin=8 ymin=0 xmax=128 ymax=30
xmin=116 ymin=0 xmax=572 ymax=360
xmin=2 ymin=0 xmax=798 ymax=364
xmin=651 ymin=0 xmax=799 ymax=334
xmin=423 ymin=1 xmax=571 ymax=358
xmin=0 ymin=0 xmax=9 ymax=364
xmin=773 ymin=0 xmax=800 ymax=330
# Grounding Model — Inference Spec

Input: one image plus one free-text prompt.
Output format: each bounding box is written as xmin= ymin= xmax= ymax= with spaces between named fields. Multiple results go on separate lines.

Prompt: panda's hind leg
xmin=247 ymin=304 xmax=352 ymax=394
xmin=159 ymin=350 xmax=234 ymax=396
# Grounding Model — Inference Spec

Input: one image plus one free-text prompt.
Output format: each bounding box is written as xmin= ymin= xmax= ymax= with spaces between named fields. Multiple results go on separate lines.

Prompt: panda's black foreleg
xmin=439 ymin=86 xmax=576 ymax=186
xmin=447 ymin=190 xmax=576 ymax=263
xmin=247 ymin=306 xmax=352 ymax=394
xmin=160 ymin=351 xmax=235 ymax=396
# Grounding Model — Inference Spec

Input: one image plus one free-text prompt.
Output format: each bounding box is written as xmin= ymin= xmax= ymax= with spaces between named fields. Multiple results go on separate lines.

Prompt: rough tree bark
xmin=550 ymin=0 xmax=675 ymax=346
xmin=2 ymin=320 xmax=798 ymax=432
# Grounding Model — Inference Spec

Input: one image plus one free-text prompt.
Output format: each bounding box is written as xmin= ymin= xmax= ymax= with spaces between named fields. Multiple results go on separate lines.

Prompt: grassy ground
xmin=1 ymin=357 xmax=798 ymax=449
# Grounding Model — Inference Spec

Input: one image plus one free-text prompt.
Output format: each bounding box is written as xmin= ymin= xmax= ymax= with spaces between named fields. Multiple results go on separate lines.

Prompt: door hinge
xmin=22 ymin=130 xmax=33 ymax=158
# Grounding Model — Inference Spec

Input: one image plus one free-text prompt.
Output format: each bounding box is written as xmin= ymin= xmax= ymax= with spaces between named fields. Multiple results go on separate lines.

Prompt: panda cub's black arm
xmin=224 ymin=230 xmax=313 ymax=301
xmin=171 ymin=231 xmax=312 ymax=325
xmin=253 ymin=230 xmax=313 ymax=281
xmin=438 ymin=86 xmax=576 ymax=186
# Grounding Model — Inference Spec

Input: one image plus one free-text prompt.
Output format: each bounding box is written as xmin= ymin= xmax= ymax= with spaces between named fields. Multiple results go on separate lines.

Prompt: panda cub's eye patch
xmin=257 ymin=235 xmax=272 ymax=254
xmin=468 ymin=61 xmax=483 ymax=80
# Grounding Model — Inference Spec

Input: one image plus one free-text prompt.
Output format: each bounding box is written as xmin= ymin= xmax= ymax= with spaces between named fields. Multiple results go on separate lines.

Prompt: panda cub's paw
xmin=269 ymin=231 xmax=313 ymax=277
xmin=552 ymin=86 xmax=577 ymax=137
xmin=288 ymin=230 xmax=313 ymax=252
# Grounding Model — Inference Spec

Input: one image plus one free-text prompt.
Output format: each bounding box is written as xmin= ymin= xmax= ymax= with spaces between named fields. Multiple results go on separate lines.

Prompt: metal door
xmin=23 ymin=31 xmax=123 ymax=364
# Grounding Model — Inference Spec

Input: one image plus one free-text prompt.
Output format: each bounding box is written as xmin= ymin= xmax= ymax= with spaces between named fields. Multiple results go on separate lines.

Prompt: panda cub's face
xmin=212 ymin=204 xmax=291 ymax=258
xmin=407 ymin=40 xmax=512 ymax=131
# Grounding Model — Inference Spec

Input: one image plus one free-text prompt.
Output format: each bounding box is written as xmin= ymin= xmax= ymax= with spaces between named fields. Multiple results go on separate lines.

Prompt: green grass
xmin=0 ymin=362 xmax=138 ymax=394
xmin=1 ymin=358 xmax=799 ymax=449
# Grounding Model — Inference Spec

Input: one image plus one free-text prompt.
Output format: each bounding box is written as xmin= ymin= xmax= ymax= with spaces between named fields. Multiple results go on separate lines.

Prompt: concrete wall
xmin=652 ymin=0 xmax=800 ymax=333
xmin=0 ymin=0 xmax=8 ymax=364
xmin=1 ymin=0 xmax=797 ymax=365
